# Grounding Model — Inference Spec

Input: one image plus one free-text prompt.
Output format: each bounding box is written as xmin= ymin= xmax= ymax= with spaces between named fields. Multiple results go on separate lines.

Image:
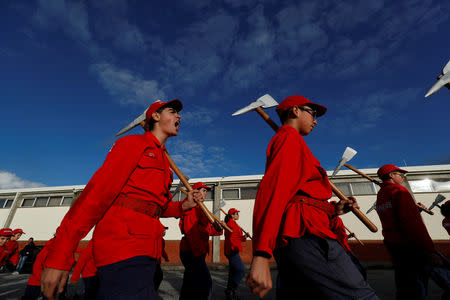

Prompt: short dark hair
xmin=441 ymin=203 xmax=450 ymax=217
xmin=147 ymin=106 xmax=165 ymax=131
xmin=279 ymin=107 xmax=294 ymax=124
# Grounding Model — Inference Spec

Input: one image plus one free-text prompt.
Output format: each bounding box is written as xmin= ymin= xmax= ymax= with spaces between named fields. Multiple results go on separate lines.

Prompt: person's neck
xmin=149 ymin=129 xmax=168 ymax=146
xmin=284 ymin=119 xmax=301 ymax=134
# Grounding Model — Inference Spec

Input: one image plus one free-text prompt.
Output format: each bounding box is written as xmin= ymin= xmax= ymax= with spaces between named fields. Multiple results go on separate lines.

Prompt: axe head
xmin=331 ymin=147 xmax=358 ymax=178
xmin=366 ymin=202 xmax=377 ymax=214
xmin=429 ymin=194 xmax=446 ymax=211
xmin=232 ymin=94 xmax=278 ymax=116
xmin=425 ymin=60 xmax=450 ymax=98
xmin=171 ymin=175 xmax=190 ymax=197
xmin=116 ymin=109 xmax=147 ymax=137
xmin=213 ymin=199 xmax=227 ymax=214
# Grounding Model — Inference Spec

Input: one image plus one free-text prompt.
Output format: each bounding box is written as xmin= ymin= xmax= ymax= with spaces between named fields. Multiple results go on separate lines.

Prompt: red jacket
xmin=179 ymin=206 xmax=223 ymax=257
xmin=443 ymin=216 xmax=450 ymax=236
xmin=252 ymin=125 xmax=336 ymax=257
xmin=28 ymin=238 xmax=55 ymax=286
xmin=1 ymin=239 xmax=19 ymax=265
xmin=45 ymin=132 xmax=184 ymax=270
xmin=376 ymin=181 xmax=435 ymax=253
xmin=70 ymin=242 xmax=97 ymax=282
xmin=224 ymin=218 xmax=246 ymax=256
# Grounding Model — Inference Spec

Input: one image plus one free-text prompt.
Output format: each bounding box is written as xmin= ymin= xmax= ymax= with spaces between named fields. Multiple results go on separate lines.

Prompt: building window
xmin=205 ymin=189 xmax=214 ymax=200
xmin=351 ymin=182 xmax=376 ymax=195
xmin=240 ymin=187 xmax=258 ymax=199
xmin=222 ymin=188 xmax=240 ymax=200
xmin=61 ymin=196 xmax=73 ymax=206
xmin=48 ymin=196 xmax=63 ymax=207
xmin=35 ymin=197 xmax=49 ymax=207
xmin=409 ymin=178 xmax=450 ymax=193
xmin=0 ymin=199 xmax=6 ymax=208
xmin=5 ymin=199 xmax=13 ymax=208
xmin=334 ymin=183 xmax=351 ymax=196
xmin=22 ymin=198 xmax=35 ymax=207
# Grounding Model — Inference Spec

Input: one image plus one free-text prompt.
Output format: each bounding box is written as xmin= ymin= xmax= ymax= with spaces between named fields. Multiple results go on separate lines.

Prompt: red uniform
xmin=443 ymin=216 xmax=450 ymax=236
xmin=70 ymin=242 xmax=97 ymax=282
xmin=376 ymin=181 xmax=435 ymax=253
xmin=224 ymin=219 xmax=246 ymax=256
xmin=179 ymin=206 xmax=223 ymax=257
xmin=45 ymin=132 xmax=184 ymax=270
xmin=252 ymin=125 xmax=335 ymax=257
xmin=28 ymin=239 xmax=55 ymax=286
xmin=2 ymin=239 xmax=19 ymax=265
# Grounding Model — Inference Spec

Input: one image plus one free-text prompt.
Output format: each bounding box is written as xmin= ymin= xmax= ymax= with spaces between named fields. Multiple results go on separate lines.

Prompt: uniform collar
xmin=144 ymin=131 xmax=166 ymax=151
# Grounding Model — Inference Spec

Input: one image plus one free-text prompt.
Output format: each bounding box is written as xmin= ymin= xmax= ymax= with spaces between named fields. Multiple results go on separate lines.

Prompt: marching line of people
xmin=1 ymin=94 xmax=449 ymax=300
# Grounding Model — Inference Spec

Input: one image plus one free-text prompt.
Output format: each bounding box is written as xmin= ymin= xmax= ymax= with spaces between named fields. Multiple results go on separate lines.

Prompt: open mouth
xmin=175 ymin=120 xmax=180 ymax=129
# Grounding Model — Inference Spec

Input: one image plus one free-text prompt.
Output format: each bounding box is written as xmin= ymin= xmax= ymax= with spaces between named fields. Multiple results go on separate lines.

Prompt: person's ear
xmin=291 ymin=106 xmax=301 ymax=118
xmin=151 ymin=111 xmax=161 ymax=122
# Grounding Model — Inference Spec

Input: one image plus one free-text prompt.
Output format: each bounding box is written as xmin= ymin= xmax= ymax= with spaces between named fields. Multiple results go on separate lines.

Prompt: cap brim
xmin=161 ymin=99 xmax=183 ymax=112
xmin=307 ymin=103 xmax=327 ymax=117
xmin=395 ymin=168 xmax=408 ymax=173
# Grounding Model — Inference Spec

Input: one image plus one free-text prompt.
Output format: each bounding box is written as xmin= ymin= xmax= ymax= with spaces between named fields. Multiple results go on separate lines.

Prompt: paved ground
xmin=0 ymin=266 xmax=445 ymax=299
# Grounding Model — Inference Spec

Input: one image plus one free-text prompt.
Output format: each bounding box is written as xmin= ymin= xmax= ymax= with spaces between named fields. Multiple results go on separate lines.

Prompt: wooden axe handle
xmin=179 ymin=187 xmax=233 ymax=233
xmin=343 ymin=163 xmax=434 ymax=215
xmin=344 ymin=225 xmax=364 ymax=246
xmin=220 ymin=208 xmax=252 ymax=239
xmin=329 ymin=181 xmax=378 ymax=232
xmin=255 ymin=107 xmax=279 ymax=132
xmin=164 ymin=152 xmax=216 ymax=225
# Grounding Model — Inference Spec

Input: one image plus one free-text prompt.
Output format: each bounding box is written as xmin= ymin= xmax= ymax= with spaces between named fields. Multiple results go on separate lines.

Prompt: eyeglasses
xmin=298 ymin=107 xmax=317 ymax=120
xmin=392 ymin=172 xmax=406 ymax=178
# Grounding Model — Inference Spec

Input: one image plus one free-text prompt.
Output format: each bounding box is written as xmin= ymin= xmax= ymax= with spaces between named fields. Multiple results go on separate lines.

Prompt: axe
xmin=366 ymin=202 xmax=377 ymax=214
xmin=232 ymin=94 xmax=279 ymax=131
xmin=233 ymin=94 xmax=378 ymax=233
xmin=116 ymin=109 xmax=225 ymax=232
xmin=179 ymin=187 xmax=233 ymax=232
xmin=213 ymin=199 xmax=226 ymax=214
xmin=172 ymin=175 xmax=190 ymax=197
xmin=331 ymin=147 xmax=357 ymax=178
xmin=429 ymin=194 xmax=446 ymax=211
xmin=220 ymin=208 xmax=252 ymax=240
xmin=334 ymin=160 xmax=434 ymax=215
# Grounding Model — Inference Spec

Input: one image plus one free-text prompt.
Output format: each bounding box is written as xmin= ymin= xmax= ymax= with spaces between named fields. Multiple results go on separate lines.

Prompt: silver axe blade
xmin=428 ymin=194 xmax=446 ymax=211
xmin=213 ymin=199 xmax=227 ymax=214
xmin=171 ymin=175 xmax=190 ymax=197
xmin=425 ymin=60 xmax=450 ymax=98
xmin=116 ymin=109 xmax=147 ymax=137
xmin=232 ymin=94 xmax=278 ymax=116
xmin=366 ymin=201 xmax=377 ymax=214
xmin=331 ymin=147 xmax=358 ymax=178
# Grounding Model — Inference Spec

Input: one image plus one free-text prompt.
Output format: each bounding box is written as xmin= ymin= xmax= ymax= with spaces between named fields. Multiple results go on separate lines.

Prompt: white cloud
xmin=181 ymin=107 xmax=219 ymax=126
xmin=0 ymin=170 xmax=45 ymax=189
xmin=33 ymin=0 xmax=91 ymax=42
xmin=91 ymin=63 xmax=166 ymax=106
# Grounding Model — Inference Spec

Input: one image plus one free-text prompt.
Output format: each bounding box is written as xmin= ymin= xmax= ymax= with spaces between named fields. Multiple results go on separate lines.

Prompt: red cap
xmin=192 ymin=182 xmax=211 ymax=191
xmin=276 ymin=95 xmax=327 ymax=118
xmin=377 ymin=164 xmax=408 ymax=180
xmin=228 ymin=208 xmax=240 ymax=215
xmin=145 ymin=99 xmax=183 ymax=123
xmin=13 ymin=228 xmax=25 ymax=235
xmin=0 ymin=228 xmax=13 ymax=236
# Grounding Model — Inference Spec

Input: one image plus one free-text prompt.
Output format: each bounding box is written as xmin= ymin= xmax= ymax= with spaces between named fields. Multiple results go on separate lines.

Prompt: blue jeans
xmin=179 ymin=250 xmax=212 ymax=300
xmin=97 ymin=255 xmax=157 ymax=300
xmin=16 ymin=255 xmax=28 ymax=272
xmin=226 ymin=251 xmax=245 ymax=292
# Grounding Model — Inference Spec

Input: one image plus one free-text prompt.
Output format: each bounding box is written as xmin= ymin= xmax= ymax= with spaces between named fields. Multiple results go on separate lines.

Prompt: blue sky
xmin=0 ymin=0 xmax=449 ymax=188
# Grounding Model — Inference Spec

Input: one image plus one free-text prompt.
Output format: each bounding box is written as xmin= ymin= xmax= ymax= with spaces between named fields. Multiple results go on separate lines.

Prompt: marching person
xmin=179 ymin=182 xmax=223 ymax=300
xmin=0 ymin=228 xmax=13 ymax=269
xmin=375 ymin=164 xmax=443 ymax=299
xmin=1 ymin=228 xmax=24 ymax=271
xmin=441 ymin=201 xmax=450 ymax=236
xmin=70 ymin=242 xmax=98 ymax=300
xmin=14 ymin=237 xmax=36 ymax=274
xmin=224 ymin=208 xmax=248 ymax=300
xmin=246 ymin=95 xmax=378 ymax=299
xmin=41 ymin=99 xmax=204 ymax=300
xmin=154 ymin=226 xmax=169 ymax=293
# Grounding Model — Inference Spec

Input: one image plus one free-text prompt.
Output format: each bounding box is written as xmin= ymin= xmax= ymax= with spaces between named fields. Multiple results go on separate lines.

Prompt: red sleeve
xmin=395 ymin=188 xmax=436 ymax=253
xmin=70 ymin=242 xmax=93 ymax=283
xmin=45 ymin=136 xmax=144 ymax=270
xmin=252 ymin=128 xmax=312 ymax=257
xmin=162 ymin=200 xmax=184 ymax=218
